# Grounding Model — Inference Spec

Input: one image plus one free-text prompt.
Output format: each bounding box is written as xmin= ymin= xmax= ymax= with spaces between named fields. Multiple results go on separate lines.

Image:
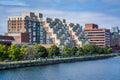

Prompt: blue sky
xmin=0 ymin=0 xmax=120 ymax=34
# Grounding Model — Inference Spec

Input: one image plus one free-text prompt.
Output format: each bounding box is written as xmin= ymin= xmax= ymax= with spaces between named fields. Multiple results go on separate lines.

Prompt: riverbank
xmin=0 ymin=54 xmax=118 ymax=70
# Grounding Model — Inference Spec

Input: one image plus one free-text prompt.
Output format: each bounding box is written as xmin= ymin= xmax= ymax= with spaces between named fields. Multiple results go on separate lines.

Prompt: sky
xmin=0 ymin=0 xmax=120 ymax=34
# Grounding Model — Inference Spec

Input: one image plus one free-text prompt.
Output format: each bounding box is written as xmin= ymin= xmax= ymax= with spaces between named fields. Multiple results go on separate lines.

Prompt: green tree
xmin=34 ymin=43 xmax=40 ymax=58
xmin=20 ymin=44 xmax=27 ymax=59
xmin=107 ymin=48 xmax=112 ymax=53
xmin=71 ymin=46 xmax=78 ymax=56
xmin=76 ymin=47 xmax=84 ymax=56
xmin=91 ymin=45 xmax=101 ymax=54
xmin=8 ymin=44 xmax=22 ymax=60
xmin=62 ymin=47 xmax=72 ymax=57
xmin=97 ymin=47 xmax=105 ymax=55
xmin=82 ymin=44 xmax=101 ymax=55
xmin=82 ymin=44 xmax=93 ymax=55
xmin=0 ymin=44 xmax=8 ymax=60
xmin=34 ymin=43 xmax=39 ymax=50
xmin=103 ymin=47 xmax=109 ymax=54
xmin=25 ymin=47 xmax=36 ymax=59
xmin=34 ymin=45 xmax=48 ymax=58
xmin=48 ymin=45 xmax=60 ymax=57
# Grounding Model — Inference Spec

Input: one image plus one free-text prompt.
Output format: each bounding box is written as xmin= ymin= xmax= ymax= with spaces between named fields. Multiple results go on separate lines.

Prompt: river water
xmin=0 ymin=57 xmax=120 ymax=80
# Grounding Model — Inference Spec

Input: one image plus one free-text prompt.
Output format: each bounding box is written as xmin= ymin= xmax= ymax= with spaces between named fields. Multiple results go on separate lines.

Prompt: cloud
xmin=0 ymin=0 xmax=28 ymax=7
xmin=102 ymin=0 xmax=120 ymax=5
xmin=0 ymin=7 xmax=120 ymax=35
xmin=38 ymin=9 xmax=120 ymax=28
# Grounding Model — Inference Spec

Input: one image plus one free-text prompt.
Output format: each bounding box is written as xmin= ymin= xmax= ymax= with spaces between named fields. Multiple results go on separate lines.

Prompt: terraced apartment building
xmin=6 ymin=12 xmax=89 ymax=47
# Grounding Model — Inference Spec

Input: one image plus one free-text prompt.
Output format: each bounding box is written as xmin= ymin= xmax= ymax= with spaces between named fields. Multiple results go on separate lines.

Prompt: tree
xmin=0 ymin=44 xmax=8 ymax=60
xmin=103 ymin=47 xmax=109 ymax=54
xmin=34 ymin=43 xmax=39 ymax=50
xmin=25 ymin=47 xmax=36 ymax=59
xmin=48 ymin=45 xmax=60 ymax=57
xmin=62 ymin=47 xmax=72 ymax=57
xmin=82 ymin=44 xmax=101 ymax=55
xmin=76 ymin=47 xmax=84 ymax=56
xmin=82 ymin=44 xmax=93 ymax=55
xmin=97 ymin=47 xmax=105 ymax=55
xmin=34 ymin=45 xmax=48 ymax=58
xmin=34 ymin=43 xmax=40 ymax=58
xmin=20 ymin=44 xmax=27 ymax=59
xmin=107 ymin=48 xmax=112 ymax=53
xmin=8 ymin=44 xmax=22 ymax=60
xmin=91 ymin=45 xmax=97 ymax=53
xmin=71 ymin=46 xmax=78 ymax=56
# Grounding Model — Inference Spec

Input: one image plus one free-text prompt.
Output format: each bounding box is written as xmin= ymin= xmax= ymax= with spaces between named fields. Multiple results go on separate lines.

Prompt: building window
xmin=33 ymin=37 xmax=36 ymax=41
xmin=29 ymin=39 xmax=32 ymax=43
xmin=40 ymin=40 xmax=43 ymax=43
xmin=29 ymin=33 xmax=31 ymax=38
xmin=33 ymin=23 xmax=36 ymax=28
xmin=20 ymin=18 xmax=22 ymax=20
xmin=33 ymin=31 xmax=36 ymax=35
xmin=12 ymin=18 xmax=16 ymax=20
xmin=40 ymin=37 xmax=43 ymax=39
xmin=28 ymin=29 xmax=31 ymax=32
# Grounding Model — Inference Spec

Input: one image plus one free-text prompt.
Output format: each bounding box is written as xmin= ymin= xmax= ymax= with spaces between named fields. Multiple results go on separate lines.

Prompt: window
xmin=40 ymin=40 xmax=43 ymax=43
xmin=28 ymin=29 xmax=31 ymax=32
xmin=20 ymin=18 xmax=22 ymax=20
xmin=33 ymin=23 xmax=36 ymax=28
xmin=40 ymin=37 xmax=43 ymax=39
xmin=29 ymin=39 xmax=32 ymax=43
xmin=12 ymin=18 xmax=16 ymax=20
xmin=46 ymin=34 xmax=50 ymax=39
xmin=33 ymin=37 xmax=36 ymax=41
xmin=29 ymin=33 xmax=31 ymax=38
xmin=33 ymin=31 xmax=36 ymax=35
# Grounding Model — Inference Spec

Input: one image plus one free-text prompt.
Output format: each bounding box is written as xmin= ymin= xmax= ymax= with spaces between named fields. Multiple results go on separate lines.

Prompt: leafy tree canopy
xmin=8 ymin=44 xmax=22 ymax=60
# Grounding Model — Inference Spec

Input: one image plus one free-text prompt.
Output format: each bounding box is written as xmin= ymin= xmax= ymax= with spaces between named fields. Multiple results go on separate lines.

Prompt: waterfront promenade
xmin=0 ymin=54 xmax=118 ymax=70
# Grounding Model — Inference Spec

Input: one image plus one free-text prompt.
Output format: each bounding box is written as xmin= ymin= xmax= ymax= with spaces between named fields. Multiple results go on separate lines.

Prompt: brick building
xmin=6 ymin=12 xmax=89 ymax=47
xmin=0 ymin=35 xmax=14 ymax=46
xmin=84 ymin=24 xmax=111 ymax=47
xmin=7 ymin=12 xmax=45 ymax=44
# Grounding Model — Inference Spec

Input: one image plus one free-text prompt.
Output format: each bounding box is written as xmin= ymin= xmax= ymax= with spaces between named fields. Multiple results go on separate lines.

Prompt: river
xmin=0 ymin=57 xmax=120 ymax=80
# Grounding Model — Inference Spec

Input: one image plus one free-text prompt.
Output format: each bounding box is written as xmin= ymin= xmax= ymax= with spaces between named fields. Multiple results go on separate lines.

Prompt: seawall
xmin=0 ymin=55 xmax=116 ymax=70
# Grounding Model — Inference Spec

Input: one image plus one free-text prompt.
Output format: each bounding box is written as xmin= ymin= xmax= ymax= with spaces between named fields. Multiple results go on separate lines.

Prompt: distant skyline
xmin=0 ymin=0 xmax=120 ymax=34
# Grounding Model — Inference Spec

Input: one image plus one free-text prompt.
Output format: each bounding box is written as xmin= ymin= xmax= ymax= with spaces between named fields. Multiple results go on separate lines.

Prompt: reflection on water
xmin=0 ymin=57 xmax=120 ymax=80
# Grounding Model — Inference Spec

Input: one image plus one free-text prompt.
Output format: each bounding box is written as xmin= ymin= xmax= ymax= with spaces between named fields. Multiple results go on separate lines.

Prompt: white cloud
xmin=101 ymin=0 xmax=120 ymax=5
xmin=38 ymin=9 xmax=120 ymax=28
xmin=0 ymin=8 xmax=120 ymax=34
xmin=0 ymin=0 xmax=27 ymax=6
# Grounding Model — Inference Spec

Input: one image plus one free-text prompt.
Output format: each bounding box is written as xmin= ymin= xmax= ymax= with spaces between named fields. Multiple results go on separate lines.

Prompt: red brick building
xmin=0 ymin=35 xmax=14 ymax=46
xmin=0 ymin=32 xmax=29 ymax=46
xmin=5 ymin=33 xmax=29 ymax=43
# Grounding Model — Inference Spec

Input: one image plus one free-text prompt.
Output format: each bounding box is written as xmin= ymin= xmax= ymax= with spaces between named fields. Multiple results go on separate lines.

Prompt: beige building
xmin=7 ymin=12 xmax=46 ymax=44
xmin=7 ymin=12 xmax=90 ymax=47
xmin=84 ymin=24 xmax=111 ymax=47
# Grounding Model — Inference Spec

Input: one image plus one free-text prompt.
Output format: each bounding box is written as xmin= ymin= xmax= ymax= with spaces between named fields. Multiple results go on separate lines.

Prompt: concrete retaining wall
xmin=0 ymin=55 xmax=115 ymax=70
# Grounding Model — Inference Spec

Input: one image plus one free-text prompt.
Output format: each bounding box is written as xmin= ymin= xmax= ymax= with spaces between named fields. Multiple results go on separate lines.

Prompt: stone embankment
xmin=0 ymin=55 xmax=116 ymax=70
